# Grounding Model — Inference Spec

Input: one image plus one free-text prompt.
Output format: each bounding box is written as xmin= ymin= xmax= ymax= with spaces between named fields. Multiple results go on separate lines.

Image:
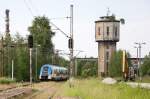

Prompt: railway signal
xmin=28 ymin=35 xmax=33 ymax=85
xmin=68 ymin=38 xmax=73 ymax=49
xmin=28 ymin=35 xmax=33 ymax=48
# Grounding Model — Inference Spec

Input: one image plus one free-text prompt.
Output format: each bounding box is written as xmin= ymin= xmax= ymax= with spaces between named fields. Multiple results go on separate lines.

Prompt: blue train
xmin=39 ymin=64 xmax=69 ymax=80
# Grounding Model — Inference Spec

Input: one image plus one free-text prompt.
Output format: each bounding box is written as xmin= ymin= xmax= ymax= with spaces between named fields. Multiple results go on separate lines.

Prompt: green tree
xmin=76 ymin=58 xmax=98 ymax=77
xmin=109 ymin=50 xmax=131 ymax=77
xmin=13 ymin=33 xmax=29 ymax=81
xmin=28 ymin=16 xmax=55 ymax=50
xmin=3 ymin=33 xmax=12 ymax=77
xmin=28 ymin=16 xmax=55 ymax=64
xmin=141 ymin=54 xmax=150 ymax=76
xmin=109 ymin=50 xmax=123 ymax=77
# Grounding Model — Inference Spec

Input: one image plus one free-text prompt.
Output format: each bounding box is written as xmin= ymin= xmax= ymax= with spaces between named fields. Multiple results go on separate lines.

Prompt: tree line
xmin=0 ymin=16 xmax=69 ymax=81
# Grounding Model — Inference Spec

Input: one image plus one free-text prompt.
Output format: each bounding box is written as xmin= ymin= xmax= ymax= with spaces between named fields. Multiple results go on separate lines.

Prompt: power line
xmin=27 ymin=0 xmax=39 ymax=15
xmin=50 ymin=16 xmax=71 ymax=20
xmin=23 ymin=0 xmax=35 ymax=17
xmin=50 ymin=21 xmax=70 ymax=38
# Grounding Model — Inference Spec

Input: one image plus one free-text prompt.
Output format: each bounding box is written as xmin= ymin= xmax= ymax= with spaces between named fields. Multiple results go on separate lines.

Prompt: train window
xmin=54 ymin=69 xmax=57 ymax=74
xmin=43 ymin=67 xmax=48 ymax=71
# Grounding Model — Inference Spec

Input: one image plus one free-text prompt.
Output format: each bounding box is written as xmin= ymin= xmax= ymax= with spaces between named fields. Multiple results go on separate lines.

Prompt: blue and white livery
xmin=39 ymin=64 xmax=69 ymax=80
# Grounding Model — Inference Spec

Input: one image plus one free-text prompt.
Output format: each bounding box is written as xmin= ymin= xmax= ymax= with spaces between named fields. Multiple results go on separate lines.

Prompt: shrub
xmin=0 ymin=77 xmax=16 ymax=84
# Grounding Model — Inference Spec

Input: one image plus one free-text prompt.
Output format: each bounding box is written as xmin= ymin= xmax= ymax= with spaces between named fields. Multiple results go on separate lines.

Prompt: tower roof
xmin=95 ymin=15 xmax=120 ymax=23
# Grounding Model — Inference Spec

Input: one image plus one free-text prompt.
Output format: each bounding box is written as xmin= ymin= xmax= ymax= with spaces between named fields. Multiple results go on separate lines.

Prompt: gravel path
xmin=25 ymin=81 xmax=65 ymax=99
xmin=127 ymin=82 xmax=150 ymax=89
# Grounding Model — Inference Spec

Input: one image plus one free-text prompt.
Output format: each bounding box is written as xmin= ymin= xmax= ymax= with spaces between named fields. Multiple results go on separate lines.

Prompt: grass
xmin=0 ymin=77 xmax=16 ymax=84
xmin=135 ymin=76 xmax=150 ymax=83
xmin=55 ymin=78 xmax=150 ymax=99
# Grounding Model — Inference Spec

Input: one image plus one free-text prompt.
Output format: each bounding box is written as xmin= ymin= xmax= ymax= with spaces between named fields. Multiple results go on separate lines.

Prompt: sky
xmin=0 ymin=0 xmax=150 ymax=59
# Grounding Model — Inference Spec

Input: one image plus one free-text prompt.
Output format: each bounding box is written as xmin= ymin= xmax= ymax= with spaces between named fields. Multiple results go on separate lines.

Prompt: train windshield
xmin=42 ymin=67 xmax=49 ymax=75
xmin=43 ymin=67 xmax=48 ymax=72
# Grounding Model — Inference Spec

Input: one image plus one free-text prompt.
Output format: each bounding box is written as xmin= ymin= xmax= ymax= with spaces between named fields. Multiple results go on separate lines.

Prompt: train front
xmin=39 ymin=64 xmax=52 ymax=80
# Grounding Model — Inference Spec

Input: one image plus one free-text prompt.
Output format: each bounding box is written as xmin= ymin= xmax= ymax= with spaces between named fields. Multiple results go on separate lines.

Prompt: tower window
xmin=115 ymin=27 xmax=117 ymax=37
xmin=98 ymin=27 xmax=101 ymax=35
xmin=106 ymin=51 xmax=109 ymax=60
xmin=106 ymin=45 xmax=109 ymax=49
xmin=107 ymin=26 xmax=109 ymax=36
xmin=106 ymin=61 xmax=109 ymax=73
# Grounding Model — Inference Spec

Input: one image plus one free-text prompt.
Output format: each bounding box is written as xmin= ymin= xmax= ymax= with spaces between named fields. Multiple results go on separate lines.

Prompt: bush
xmin=0 ymin=77 xmax=16 ymax=84
xmin=109 ymin=50 xmax=123 ymax=77
xmin=141 ymin=55 xmax=150 ymax=76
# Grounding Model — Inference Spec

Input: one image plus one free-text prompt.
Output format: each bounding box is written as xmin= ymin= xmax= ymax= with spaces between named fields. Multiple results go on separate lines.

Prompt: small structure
xmin=95 ymin=15 xmax=122 ymax=77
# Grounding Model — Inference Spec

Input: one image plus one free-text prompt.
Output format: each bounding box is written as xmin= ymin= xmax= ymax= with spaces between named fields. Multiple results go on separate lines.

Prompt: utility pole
xmin=29 ymin=48 xmax=32 ymax=84
xmin=35 ymin=44 xmax=40 ymax=81
xmin=135 ymin=42 xmax=146 ymax=81
xmin=11 ymin=45 xmax=14 ymax=80
xmin=11 ymin=59 xmax=14 ymax=80
xmin=134 ymin=46 xmax=139 ymax=76
xmin=35 ymin=46 xmax=37 ymax=81
xmin=69 ymin=4 xmax=74 ymax=77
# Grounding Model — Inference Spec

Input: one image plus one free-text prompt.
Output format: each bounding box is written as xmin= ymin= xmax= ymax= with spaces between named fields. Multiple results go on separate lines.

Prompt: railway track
xmin=0 ymin=87 xmax=32 ymax=99
xmin=0 ymin=83 xmax=31 ymax=99
xmin=25 ymin=81 xmax=65 ymax=99
xmin=0 ymin=81 xmax=65 ymax=99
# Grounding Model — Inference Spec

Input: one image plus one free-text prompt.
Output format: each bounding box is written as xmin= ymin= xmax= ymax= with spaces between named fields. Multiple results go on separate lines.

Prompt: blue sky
xmin=0 ymin=0 xmax=150 ymax=58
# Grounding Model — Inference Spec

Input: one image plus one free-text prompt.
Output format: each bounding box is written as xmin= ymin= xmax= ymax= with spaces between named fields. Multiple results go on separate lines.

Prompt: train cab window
xmin=43 ymin=67 xmax=48 ymax=73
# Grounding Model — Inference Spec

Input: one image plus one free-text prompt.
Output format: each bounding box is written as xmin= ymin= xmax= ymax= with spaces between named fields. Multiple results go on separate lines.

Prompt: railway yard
xmin=0 ymin=81 xmax=66 ymax=99
xmin=0 ymin=78 xmax=150 ymax=99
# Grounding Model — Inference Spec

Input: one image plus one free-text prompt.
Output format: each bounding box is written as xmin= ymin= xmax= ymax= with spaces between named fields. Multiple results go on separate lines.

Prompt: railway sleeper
xmin=0 ymin=88 xmax=32 ymax=98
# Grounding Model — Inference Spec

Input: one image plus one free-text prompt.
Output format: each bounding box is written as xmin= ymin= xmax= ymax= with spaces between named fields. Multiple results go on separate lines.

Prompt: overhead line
xmin=27 ymin=0 xmax=39 ymax=15
xmin=23 ymin=0 xmax=70 ymax=39
xmin=50 ymin=21 xmax=70 ymax=38
xmin=23 ymin=0 xmax=35 ymax=17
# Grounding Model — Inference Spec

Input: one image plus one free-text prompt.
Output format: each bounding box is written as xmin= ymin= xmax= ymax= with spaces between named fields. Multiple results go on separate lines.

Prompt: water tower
xmin=95 ymin=14 xmax=124 ymax=77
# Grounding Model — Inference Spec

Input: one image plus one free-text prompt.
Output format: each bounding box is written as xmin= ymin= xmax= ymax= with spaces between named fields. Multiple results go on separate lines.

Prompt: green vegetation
xmin=76 ymin=58 xmax=97 ymax=77
xmin=0 ymin=16 xmax=69 ymax=81
xmin=109 ymin=50 xmax=123 ymax=77
xmin=55 ymin=78 xmax=150 ymax=99
xmin=109 ymin=50 xmax=131 ymax=77
xmin=0 ymin=77 xmax=16 ymax=84
xmin=28 ymin=16 xmax=55 ymax=65
xmin=141 ymin=54 xmax=150 ymax=76
xmin=135 ymin=76 xmax=150 ymax=83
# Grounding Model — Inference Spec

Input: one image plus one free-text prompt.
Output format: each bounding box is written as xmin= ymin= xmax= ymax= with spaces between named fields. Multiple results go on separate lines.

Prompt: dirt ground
xmin=0 ymin=83 xmax=16 ymax=91
xmin=24 ymin=81 xmax=65 ymax=99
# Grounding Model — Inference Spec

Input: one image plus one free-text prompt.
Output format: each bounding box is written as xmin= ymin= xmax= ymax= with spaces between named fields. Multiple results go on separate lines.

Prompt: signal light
xmin=28 ymin=35 xmax=33 ymax=48
xmin=68 ymin=38 xmax=73 ymax=49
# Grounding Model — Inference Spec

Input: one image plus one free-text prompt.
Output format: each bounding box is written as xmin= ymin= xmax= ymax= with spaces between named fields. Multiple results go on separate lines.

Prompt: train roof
xmin=42 ymin=64 xmax=68 ymax=70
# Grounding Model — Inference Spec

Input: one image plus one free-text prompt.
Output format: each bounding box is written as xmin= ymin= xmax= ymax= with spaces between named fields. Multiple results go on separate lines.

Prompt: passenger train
xmin=39 ymin=64 xmax=69 ymax=80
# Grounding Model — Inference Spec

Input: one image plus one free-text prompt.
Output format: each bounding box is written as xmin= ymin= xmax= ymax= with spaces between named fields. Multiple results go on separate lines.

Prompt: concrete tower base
xmin=98 ymin=42 xmax=116 ymax=77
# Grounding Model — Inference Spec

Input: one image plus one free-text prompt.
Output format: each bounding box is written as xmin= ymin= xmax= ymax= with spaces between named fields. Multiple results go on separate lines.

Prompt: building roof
xmin=95 ymin=15 xmax=120 ymax=23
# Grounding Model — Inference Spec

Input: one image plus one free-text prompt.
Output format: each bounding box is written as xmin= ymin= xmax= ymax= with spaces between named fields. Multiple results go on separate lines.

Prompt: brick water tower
xmin=95 ymin=15 xmax=124 ymax=77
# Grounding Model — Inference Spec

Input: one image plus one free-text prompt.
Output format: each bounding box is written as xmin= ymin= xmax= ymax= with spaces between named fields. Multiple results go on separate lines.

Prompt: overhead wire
xmin=50 ymin=21 xmax=70 ymax=38
xmin=27 ymin=0 xmax=39 ymax=15
xmin=23 ymin=0 xmax=35 ymax=17
xmin=23 ymin=0 xmax=70 ymax=39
